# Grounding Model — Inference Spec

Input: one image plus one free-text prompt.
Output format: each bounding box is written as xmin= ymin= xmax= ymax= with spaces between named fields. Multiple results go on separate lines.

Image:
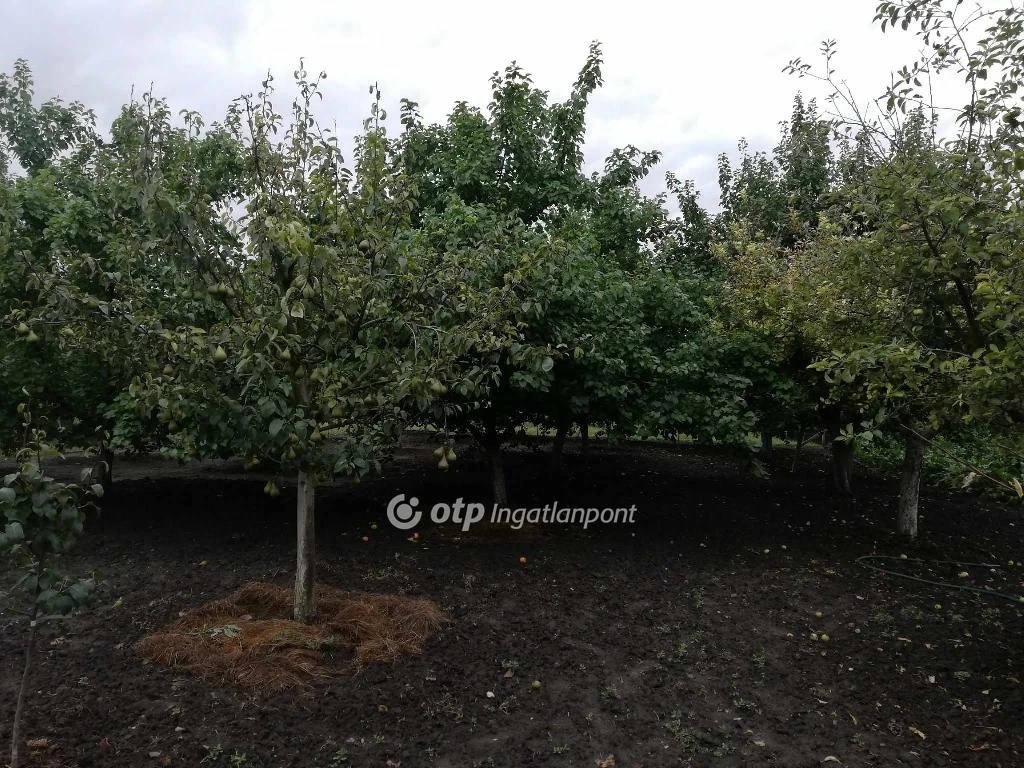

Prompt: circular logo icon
xmin=386 ymin=494 xmax=422 ymax=530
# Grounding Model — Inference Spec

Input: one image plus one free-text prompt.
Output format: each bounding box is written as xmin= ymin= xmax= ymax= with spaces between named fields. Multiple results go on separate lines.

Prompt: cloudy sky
xmin=2 ymin=0 xmax=930 ymax=208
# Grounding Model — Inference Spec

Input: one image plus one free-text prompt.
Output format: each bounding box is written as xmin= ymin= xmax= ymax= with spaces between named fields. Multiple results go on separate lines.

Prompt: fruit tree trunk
xmin=897 ymin=431 xmax=924 ymax=540
xmin=294 ymin=469 xmax=317 ymax=623
xmin=831 ymin=439 xmax=854 ymax=495
xmin=10 ymin=604 xmax=38 ymax=768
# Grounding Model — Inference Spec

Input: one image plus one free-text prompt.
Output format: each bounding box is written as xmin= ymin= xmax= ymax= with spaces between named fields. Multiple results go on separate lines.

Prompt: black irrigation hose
xmin=856 ymin=555 xmax=1024 ymax=605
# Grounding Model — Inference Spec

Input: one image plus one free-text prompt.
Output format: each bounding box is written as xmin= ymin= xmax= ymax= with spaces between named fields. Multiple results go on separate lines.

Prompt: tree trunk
xmin=483 ymin=409 xmax=509 ymax=507
xmin=897 ymin=431 xmax=924 ymax=540
xmin=831 ymin=439 xmax=854 ymax=495
xmin=293 ymin=470 xmax=317 ymax=623
xmin=790 ymin=428 xmax=805 ymax=473
xmin=549 ymin=417 xmax=570 ymax=477
xmin=489 ymin=446 xmax=508 ymax=507
xmin=579 ymin=416 xmax=590 ymax=466
xmin=91 ymin=443 xmax=113 ymax=487
xmin=760 ymin=430 xmax=773 ymax=458
xmin=10 ymin=608 xmax=38 ymax=768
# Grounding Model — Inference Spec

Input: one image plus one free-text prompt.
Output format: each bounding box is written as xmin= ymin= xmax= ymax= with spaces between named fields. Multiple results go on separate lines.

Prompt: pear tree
xmin=787 ymin=0 xmax=1024 ymax=534
xmin=25 ymin=67 xmax=492 ymax=622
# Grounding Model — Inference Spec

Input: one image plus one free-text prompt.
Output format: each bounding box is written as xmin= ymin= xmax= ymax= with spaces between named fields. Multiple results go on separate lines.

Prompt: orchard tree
xmin=714 ymin=94 xmax=844 ymax=466
xmin=0 ymin=59 xmax=95 ymax=176
xmin=399 ymin=42 xmax=604 ymax=225
xmin=658 ymin=173 xmax=717 ymax=280
xmin=714 ymin=225 xmax=820 ymax=465
xmin=144 ymin=73 xmax=496 ymax=621
xmin=397 ymin=46 xmax=609 ymax=498
xmin=635 ymin=264 xmax=756 ymax=447
xmin=412 ymin=198 xmax=556 ymax=503
xmin=1 ymin=61 xmax=246 ymax=480
xmin=401 ymin=44 xmax=755 ymax=497
xmin=717 ymin=94 xmax=834 ymax=249
xmin=25 ymin=68 xmax=494 ymax=622
xmin=0 ymin=61 xmax=122 ymax=475
xmin=786 ymin=0 xmax=1024 ymax=535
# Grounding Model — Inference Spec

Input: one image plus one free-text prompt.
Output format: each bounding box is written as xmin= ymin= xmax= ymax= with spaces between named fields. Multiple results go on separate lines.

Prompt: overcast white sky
xmin=2 ymin=0 xmax=931 ymax=208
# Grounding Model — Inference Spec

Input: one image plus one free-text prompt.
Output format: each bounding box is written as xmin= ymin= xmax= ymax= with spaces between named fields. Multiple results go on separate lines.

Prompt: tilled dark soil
xmin=1 ymin=436 xmax=1022 ymax=767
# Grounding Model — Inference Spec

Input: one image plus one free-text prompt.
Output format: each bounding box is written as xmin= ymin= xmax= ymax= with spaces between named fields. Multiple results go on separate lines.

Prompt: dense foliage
xmin=1 ymin=0 xmax=1022 ymax=620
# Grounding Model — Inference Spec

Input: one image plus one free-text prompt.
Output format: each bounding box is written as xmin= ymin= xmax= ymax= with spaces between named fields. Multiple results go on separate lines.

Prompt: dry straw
xmin=136 ymin=582 xmax=447 ymax=689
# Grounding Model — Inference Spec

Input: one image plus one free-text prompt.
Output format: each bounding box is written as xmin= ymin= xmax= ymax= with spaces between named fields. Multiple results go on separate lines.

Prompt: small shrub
xmin=1 ymin=407 xmax=100 ymax=768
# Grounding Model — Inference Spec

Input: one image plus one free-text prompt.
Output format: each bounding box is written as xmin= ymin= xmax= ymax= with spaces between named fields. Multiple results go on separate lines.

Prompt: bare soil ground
xmin=1 ymin=435 xmax=1022 ymax=767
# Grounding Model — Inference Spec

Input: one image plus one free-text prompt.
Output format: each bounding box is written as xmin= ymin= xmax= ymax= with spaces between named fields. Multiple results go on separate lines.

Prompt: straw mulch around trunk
xmin=136 ymin=582 xmax=447 ymax=689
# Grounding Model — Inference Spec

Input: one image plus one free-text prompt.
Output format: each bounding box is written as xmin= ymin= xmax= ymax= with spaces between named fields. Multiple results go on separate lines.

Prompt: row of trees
xmin=2 ymin=0 xmax=1022 ymax=623
xmin=717 ymin=0 xmax=1024 ymax=536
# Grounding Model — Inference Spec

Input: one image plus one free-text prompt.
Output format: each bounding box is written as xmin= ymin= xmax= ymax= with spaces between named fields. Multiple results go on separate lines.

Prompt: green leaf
xmin=3 ymin=521 xmax=24 ymax=542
